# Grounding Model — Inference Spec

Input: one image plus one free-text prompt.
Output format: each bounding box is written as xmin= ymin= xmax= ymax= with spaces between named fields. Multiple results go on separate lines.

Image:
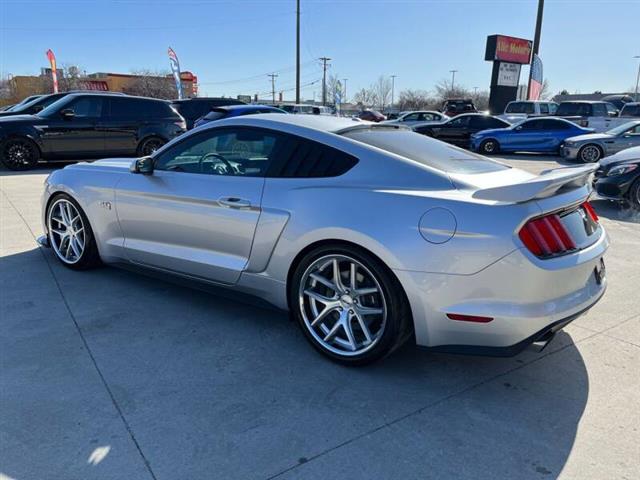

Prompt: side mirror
xmin=60 ymin=108 xmax=75 ymax=119
xmin=130 ymin=156 xmax=154 ymax=175
xmin=515 ymin=126 xmax=523 ymax=131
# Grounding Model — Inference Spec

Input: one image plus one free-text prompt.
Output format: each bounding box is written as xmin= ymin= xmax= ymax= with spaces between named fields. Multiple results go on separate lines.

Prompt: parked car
xmin=414 ymin=113 xmax=510 ymax=148
xmin=601 ymin=94 xmax=635 ymax=111
xmin=498 ymin=100 xmax=558 ymax=123
xmin=561 ymin=121 xmax=640 ymax=162
xmin=0 ymin=104 xmax=15 ymax=112
xmin=471 ymin=117 xmax=593 ymax=155
xmin=171 ymin=97 xmax=246 ymax=129
xmin=278 ymin=104 xmax=317 ymax=114
xmin=39 ymin=114 xmax=607 ymax=364
xmin=594 ymin=146 xmax=640 ymax=208
xmin=7 ymin=94 xmax=44 ymax=110
xmin=194 ymin=104 xmax=286 ymax=128
xmin=0 ymin=93 xmax=185 ymax=170
xmin=441 ymin=99 xmax=477 ymax=117
xmin=555 ymin=101 xmax=619 ymax=132
xmin=358 ymin=110 xmax=386 ymax=122
xmin=382 ymin=110 xmax=448 ymax=126
xmin=0 ymin=91 xmax=126 ymax=118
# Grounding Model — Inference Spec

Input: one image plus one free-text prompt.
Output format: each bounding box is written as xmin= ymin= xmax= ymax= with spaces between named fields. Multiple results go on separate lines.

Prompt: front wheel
xmin=290 ymin=244 xmax=412 ymax=365
xmin=628 ymin=179 xmax=640 ymax=210
xmin=137 ymin=137 xmax=166 ymax=157
xmin=1 ymin=137 xmax=40 ymax=170
xmin=479 ymin=139 xmax=499 ymax=155
xmin=47 ymin=194 xmax=102 ymax=270
xmin=578 ymin=144 xmax=603 ymax=163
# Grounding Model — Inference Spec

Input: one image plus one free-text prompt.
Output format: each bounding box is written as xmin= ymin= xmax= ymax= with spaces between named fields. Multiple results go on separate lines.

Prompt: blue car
xmin=193 ymin=104 xmax=286 ymax=128
xmin=470 ymin=117 xmax=593 ymax=155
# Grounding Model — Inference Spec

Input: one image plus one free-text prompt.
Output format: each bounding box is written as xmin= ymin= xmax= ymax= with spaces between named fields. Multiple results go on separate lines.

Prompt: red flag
xmin=46 ymin=49 xmax=59 ymax=93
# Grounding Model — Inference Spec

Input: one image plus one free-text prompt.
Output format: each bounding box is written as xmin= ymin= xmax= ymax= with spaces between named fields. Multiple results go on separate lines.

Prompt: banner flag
xmin=45 ymin=49 xmax=59 ymax=93
xmin=168 ymin=47 xmax=183 ymax=100
xmin=528 ymin=54 xmax=543 ymax=101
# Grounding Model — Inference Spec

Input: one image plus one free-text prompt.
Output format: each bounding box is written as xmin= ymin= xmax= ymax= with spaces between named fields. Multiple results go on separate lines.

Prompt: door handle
xmin=218 ymin=197 xmax=252 ymax=209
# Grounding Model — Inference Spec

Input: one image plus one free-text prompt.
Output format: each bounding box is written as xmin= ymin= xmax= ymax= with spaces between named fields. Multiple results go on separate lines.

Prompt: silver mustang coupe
xmin=40 ymin=114 xmax=608 ymax=365
xmin=562 ymin=120 xmax=640 ymax=163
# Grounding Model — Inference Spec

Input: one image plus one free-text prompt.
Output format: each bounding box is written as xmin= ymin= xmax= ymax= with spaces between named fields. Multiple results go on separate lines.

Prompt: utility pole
xmin=390 ymin=75 xmax=397 ymax=109
xmin=268 ymin=73 xmax=278 ymax=103
xmin=473 ymin=86 xmax=479 ymax=98
xmin=295 ymin=0 xmax=301 ymax=104
xmin=449 ymin=70 xmax=458 ymax=95
xmin=320 ymin=57 xmax=331 ymax=105
xmin=527 ymin=0 xmax=545 ymax=98
xmin=343 ymin=78 xmax=348 ymax=103
xmin=634 ymin=55 xmax=640 ymax=102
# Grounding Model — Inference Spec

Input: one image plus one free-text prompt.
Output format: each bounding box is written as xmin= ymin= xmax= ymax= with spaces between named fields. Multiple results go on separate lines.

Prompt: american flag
xmin=528 ymin=54 xmax=543 ymax=100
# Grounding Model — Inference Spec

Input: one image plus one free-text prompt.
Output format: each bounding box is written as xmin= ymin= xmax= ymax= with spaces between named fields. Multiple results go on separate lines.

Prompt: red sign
xmin=485 ymin=35 xmax=532 ymax=65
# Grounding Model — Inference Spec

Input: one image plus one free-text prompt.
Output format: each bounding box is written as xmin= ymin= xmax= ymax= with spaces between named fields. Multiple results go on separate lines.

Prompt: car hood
xmin=66 ymin=158 xmax=134 ymax=173
xmin=566 ymin=132 xmax=611 ymax=142
xmin=599 ymin=146 xmax=640 ymax=168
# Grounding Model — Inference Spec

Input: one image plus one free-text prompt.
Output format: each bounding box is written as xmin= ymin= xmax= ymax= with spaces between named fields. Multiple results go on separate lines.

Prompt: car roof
xmin=559 ymin=100 xmax=607 ymax=104
xmin=199 ymin=112 xmax=363 ymax=133
xmin=65 ymin=93 xmax=168 ymax=102
xmin=214 ymin=104 xmax=282 ymax=112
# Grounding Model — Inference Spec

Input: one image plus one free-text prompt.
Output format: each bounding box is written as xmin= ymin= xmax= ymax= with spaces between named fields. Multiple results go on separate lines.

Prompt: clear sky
xmin=1 ymin=0 xmax=638 ymax=101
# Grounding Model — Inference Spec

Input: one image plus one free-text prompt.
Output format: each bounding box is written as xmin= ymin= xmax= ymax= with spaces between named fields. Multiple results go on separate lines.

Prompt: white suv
xmin=498 ymin=101 xmax=558 ymax=123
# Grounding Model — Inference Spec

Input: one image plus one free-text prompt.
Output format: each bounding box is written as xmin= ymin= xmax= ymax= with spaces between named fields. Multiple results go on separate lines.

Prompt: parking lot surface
xmin=1 ymin=156 xmax=639 ymax=480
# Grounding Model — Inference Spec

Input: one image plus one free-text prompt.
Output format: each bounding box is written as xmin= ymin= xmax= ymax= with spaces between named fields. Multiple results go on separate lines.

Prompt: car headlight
xmin=564 ymin=140 xmax=575 ymax=147
xmin=607 ymin=164 xmax=638 ymax=176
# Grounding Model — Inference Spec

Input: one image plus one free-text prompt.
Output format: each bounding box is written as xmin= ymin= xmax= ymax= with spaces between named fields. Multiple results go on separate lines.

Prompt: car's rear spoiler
xmin=472 ymin=164 xmax=598 ymax=203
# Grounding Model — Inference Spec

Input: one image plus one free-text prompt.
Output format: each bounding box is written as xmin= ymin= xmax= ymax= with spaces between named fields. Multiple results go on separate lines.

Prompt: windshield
xmin=505 ymin=102 xmax=535 ymax=114
xmin=606 ymin=122 xmax=640 ymax=136
xmin=38 ymin=96 xmax=74 ymax=117
xmin=342 ymin=128 xmax=510 ymax=174
xmin=556 ymin=103 xmax=592 ymax=116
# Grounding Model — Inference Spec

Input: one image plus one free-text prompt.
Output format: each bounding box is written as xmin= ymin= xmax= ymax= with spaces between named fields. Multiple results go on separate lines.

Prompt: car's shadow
xmin=591 ymin=198 xmax=640 ymax=224
xmin=2 ymin=247 xmax=590 ymax=480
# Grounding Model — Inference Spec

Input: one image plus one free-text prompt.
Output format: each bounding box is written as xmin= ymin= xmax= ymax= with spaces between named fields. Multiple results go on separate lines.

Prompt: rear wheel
xmin=1 ymin=137 xmax=40 ymax=171
xmin=137 ymin=136 xmax=166 ymax=157
xmin=578 ymin=144 xmax=603 ymax=163
xmin=47 ymin=194 xmax=102 ymax=270
xmin=290 ymin=244 xmax=412 ymax=365
xmin=479 ymin=139 xmax=499 ymax=155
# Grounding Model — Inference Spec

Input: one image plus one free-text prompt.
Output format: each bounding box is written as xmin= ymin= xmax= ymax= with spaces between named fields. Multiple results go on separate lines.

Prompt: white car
xmin=498 ymin=100 xmax=558 ymax=123
xmin=382 ymin=110 xmax=448 ymax=126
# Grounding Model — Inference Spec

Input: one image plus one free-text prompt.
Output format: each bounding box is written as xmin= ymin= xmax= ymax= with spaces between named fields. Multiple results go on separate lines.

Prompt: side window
xmin=488 ymin=118 xmax=509 ymax=128
xmin=155 ymin=128 xmax=279 ymax=177
xmin=109 ymin=98 xmax=138 ymax=118
xmin=67 ymin=97 xmax=103 ymax=118
xmin=539 ymin=103 xmax=549 ymax=114
xmin=448 ymin=116 xmax=470 ymax=127
xmin=267 ymin=134 xmax=358 ymax=178
xmin=544 ymin=120 xmax=569 ymax=130
xmin=519 ymin=119 xmax=542 ymax=130
xmin=549 ymin=103 xmax=558 ymax=114
xmin=469 ymin=116 xmax=489 ymax=129
xmin=593 ymin=104 xmax=607 ymax=116
xmin=627 ymin=125 xmax=640 ymax=135
xmin=403 ymin=113 xmax=419 ymax=121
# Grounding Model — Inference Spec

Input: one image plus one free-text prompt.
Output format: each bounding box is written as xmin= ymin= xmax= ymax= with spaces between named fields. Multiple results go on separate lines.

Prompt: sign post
xmin=484 ymin=35 xmax=532 ymax=114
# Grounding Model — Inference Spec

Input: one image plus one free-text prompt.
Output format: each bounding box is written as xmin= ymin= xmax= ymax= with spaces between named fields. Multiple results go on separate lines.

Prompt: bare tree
xmin=372 ymin=76 xmax=392 ymax=111
xmin=352 ymin=87 xmax=376 ymax=108
xmin=539 ymin=79 xmax=551 ymax=100
xmin=326 ymin=75 xmax=343 ymax=104
xmin=396 ymin=89 xmax=435 ymax=111
xmin=434 ymin=78 xmax=470 ymax=104
xmin=124 ymin=70 xmax=176 ymax=99
xmin=474 ymin=90 xmax=490 ymax=111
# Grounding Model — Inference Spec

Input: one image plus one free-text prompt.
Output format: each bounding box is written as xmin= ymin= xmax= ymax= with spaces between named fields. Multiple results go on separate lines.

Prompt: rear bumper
xmin=395 ymin=229 xmax=608 ymax=354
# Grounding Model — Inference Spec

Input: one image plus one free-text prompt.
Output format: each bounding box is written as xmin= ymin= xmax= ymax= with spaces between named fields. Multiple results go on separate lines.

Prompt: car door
xmin=115 ymin=127 xmax=279 ymax=284
xmin=614 ymin=124 xmax=640 ymax=153
xmin=40 ymin=96 xmax=106 ymax=158
xmin=508 ymin=119 xmax=544 ymax=150
xmin=436 ymin=115 xmax=471 ymax=145
xmin=100 ymin=97 xmax=143 ymax=155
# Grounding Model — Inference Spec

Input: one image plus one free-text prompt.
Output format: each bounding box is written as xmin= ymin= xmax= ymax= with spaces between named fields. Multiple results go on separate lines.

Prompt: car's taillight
xmin=518 ymin=202 xmax=598 ymax=258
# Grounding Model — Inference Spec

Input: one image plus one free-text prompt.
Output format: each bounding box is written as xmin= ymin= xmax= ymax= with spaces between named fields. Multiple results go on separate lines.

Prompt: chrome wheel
xmin=482 ymin=140 xmax=497 ymax=154
xmin=299 ymin=254 xmax=387 ymax=357
xmin=48 ymin=199 xmax=86 ymax=264
xmin=580 ymin=145 xmax=601 ymax=163
xmin=140 ymin=138 xmax=164 ymax=156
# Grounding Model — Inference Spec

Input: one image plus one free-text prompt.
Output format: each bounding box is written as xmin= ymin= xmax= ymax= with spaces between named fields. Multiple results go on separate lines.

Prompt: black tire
xmin=1 ymin=137 xmax=40 ymax=171
xmin=578 ymin=144 xmax=603 ymax=163
xmin=289 ymin=243 xmax=413 ymax=366
xmin=46 ymin=193 xmax=102 ymax=270
xmin=628 ymin=178 xmax=640 ymax=210
xmin=479 ymin=139 xmax=499 ymax=155
xmin=137 ymin=136 xmax=166 ymax=157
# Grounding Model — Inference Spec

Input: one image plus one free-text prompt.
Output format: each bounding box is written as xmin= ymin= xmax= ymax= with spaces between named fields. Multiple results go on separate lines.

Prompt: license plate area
xmin=594 ymin=258 xmax=606 ymax=285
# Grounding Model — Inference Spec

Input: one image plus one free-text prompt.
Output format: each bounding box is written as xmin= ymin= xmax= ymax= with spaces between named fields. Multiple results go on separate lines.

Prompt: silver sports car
xmin=562 ymin=120 xmax=640 ymax=162
xmin=40 ymin=114 xmax=608 ymax=365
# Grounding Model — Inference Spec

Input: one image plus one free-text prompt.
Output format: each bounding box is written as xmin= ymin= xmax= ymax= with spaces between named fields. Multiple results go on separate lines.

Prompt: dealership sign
xmin=485 ymin=35 xmax=532 ymax=65
xmin=497 ymin=62 xmax=521 ymax=87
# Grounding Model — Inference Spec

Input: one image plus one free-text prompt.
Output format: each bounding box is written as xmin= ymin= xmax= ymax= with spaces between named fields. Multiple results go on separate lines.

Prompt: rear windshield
xmin=342 ymin=128 xmax=510 ymax=174
xmin=556 ymin=103 xmax=592 ymax=116
xmin=505 ymin=102 xmax=535 ymax=114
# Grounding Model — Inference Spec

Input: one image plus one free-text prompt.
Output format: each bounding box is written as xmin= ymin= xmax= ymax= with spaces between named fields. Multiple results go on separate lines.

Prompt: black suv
xmin=0 ymin=91 xmax=124 ymax=118
xmin=171 ymin=97 xmax=246 ymax=129
xmin=0 ymin=93 xmax=186 ymax=170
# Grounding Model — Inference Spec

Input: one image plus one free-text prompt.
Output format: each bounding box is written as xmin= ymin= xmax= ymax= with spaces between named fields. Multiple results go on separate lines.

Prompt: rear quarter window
xmin=343 ymin=128 xmax=509 ymax=174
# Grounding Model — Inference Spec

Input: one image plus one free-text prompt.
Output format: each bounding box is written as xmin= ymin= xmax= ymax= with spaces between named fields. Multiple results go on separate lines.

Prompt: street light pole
xmin=449 ymin=70 xmax=458 ymax=94
xmin=320 ymin=57 xmax=331 ymax=105
xmin=634 ymin=56 xmax=640 ymax=102
xmin=391 ymin=75 xmax=397 ymax=109
xmin=296 ymin=0 xmax=301 ymax=104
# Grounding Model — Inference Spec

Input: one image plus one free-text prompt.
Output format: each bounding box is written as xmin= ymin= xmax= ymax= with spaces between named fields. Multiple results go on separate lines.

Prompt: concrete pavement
xmin=1 ymin=159 xmax=639 ymax=480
